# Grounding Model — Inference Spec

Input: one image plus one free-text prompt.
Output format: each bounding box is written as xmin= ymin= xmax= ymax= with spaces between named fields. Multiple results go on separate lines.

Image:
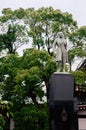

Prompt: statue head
xmin=57 ymin=32 xmax=64 ymax=39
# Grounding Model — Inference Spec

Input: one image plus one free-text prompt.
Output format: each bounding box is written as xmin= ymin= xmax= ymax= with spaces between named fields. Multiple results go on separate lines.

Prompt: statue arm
xmin=53 ymin=39 xmax=56 ymax=52
xmin=64 ymin=40 xmax=67 ymax=50
xmin=53 ymin=39 xmax=58 ymax=52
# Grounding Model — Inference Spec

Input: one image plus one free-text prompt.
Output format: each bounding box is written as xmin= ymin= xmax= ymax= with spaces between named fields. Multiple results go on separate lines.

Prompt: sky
xmin=0 ymin=0 xmax=86 ymax=27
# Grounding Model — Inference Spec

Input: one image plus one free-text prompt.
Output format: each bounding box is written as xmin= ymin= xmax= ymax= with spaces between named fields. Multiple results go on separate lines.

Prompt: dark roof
xmin=77 ymin=59 xmax=86 ymax=70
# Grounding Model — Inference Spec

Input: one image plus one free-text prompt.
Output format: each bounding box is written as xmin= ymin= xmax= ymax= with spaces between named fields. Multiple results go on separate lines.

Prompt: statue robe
xmin=53 ymin=36 xmax=68 ymax=63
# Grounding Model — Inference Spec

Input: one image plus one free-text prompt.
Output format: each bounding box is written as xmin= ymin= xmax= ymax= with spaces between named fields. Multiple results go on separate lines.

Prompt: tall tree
xmin=0 ymin=49 xmax=56 ymax=107
xmin=0 ymin=8 xmax=29 ymax=54
xmin=24 ymin=7 xmax=77 ymax=53
xmin=0 ymin=24 xmax=28 ymax=54
xmin=0 ymin=7 xmax=78 ymax=58
xmin=0 ymin=48 xmax=56 ymax=129
xmin=68 ymin=26 xmax=86 ymax=70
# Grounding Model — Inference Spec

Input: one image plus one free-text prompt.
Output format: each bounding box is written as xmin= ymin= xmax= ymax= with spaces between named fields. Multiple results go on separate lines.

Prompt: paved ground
xmin=78 ymin=118 xmax=86 ymax=130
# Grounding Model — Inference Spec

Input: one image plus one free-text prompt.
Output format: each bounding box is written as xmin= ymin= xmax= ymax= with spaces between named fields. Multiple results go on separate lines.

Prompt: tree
xmin=0 ymin=100 xmax=12 ymax=130
xmin=68 ymin=26 xmax=86 ymax=70
xmin=0 ymin=8 xmax=29 ymax=54
xmin=24 ymin=7 xmax=77 ymax=53
xmin=0 ymin=7 xmax=78 ymax=62
xmin=1 ymin=49 xmax=56 ymax=104
xmin=13 ymin=104 xmax=49 ymax=130
xmin=0 ymin=24 xmax=28 ymax=54
xmin=1 ymin=7 xmax=85 ymax=130
xmin=71 ymin=70 xmax=85 ymax=85
xmin=0 ymin=48 xmax=56 ymax=129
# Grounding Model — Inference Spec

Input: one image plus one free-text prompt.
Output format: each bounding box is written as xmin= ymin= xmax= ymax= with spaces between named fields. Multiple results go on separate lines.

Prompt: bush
xmin=13 ymin=104 xmax=49 ymax=130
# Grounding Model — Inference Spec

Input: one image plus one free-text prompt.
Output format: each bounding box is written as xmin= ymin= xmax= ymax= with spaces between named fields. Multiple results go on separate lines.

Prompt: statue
xmin=53 ymin=32 xmax=68 ymax=72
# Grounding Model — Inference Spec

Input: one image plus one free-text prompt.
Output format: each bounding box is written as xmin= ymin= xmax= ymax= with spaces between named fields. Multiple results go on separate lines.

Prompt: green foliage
xmin=2 ymin=8 xmax=12 ymax=15
xmin=0 ymin=48 xmax=55 ymax=129
xmin=69 ymin=26 xmax=86 ymax=48
xmin=0 ymin=100 xmax=13 ymax=130
xmin=0 ymin=8 xmax=29 ymax=54
xmin=0 ymin=114 xmax=6 ymax=129
xmin=71 ymin=70 xmax=85 ymax=85
xmin=13 ymin=104 xmax=49 ymax=130
xmin=68 ymin=26 xmax=86 ymax=67
xmin=0 ymin=48 xmax=56 ymax=108
xmin=0 ymin=7 xmax=85 ymax=130
xmin=24 ymin=7 xmax=77 ymax=53
xmin=0 ymin=7 xmax=78 ymax=56
xmin=22 ymin=48 xmax=56 ymax=82
xmin=14 ymin=8 xmax=26 ymax=19
xmin=68 ymin=48 xmax=86 ymax=62
xmin=0 ymin=24 xmax=28 ymax=54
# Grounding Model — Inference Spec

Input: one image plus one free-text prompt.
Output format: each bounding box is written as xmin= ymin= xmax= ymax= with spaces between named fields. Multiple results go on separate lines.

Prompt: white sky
xmin=0 ymin=0 xmax=86 ymax=27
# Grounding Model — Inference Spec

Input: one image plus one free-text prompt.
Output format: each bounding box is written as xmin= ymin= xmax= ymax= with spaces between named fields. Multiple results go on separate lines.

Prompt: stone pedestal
xmin=49 ymin=72 xmax=78 ymax=130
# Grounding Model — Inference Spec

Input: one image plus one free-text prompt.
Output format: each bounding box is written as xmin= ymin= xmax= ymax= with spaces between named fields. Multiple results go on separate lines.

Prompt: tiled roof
xmin=77 ymin=59 xmax=86 ymax=70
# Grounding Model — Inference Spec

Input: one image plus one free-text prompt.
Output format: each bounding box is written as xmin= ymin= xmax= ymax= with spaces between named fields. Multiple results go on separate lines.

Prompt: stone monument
xmin=49 ymin=32 xmax=78 ymax=130
xmin=49 ymin=73 xmax=78 ymax=130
